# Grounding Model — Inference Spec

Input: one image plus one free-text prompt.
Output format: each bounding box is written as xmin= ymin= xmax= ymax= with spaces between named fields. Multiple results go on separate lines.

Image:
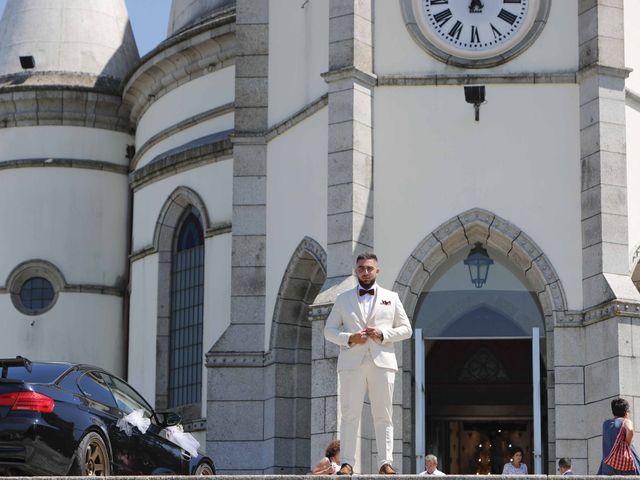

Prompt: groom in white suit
xmin=324 ymin=253 xmax=412 ymax=475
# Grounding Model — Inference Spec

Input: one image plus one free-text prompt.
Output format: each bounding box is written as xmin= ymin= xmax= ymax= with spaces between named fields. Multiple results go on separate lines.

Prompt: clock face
xmin=405 ymin=0 xmax=547 ymax=66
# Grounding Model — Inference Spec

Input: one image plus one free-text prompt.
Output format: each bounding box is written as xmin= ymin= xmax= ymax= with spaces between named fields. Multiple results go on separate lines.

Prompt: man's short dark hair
xmin=356 ymin=252 xmax=378 ymax=263
xmin=612 ymin=397 xmax=630 ymax=417
xmin=558 ymin=458 xmax=571 ymax=469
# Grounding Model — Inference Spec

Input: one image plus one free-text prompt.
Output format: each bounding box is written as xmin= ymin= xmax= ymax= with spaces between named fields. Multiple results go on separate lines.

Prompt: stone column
xmin=554 ymin=3 xmax=640 ymax=474
xmin=578 ymin=0 xmax=639 ymax=307
xmin=310 ymin=0 xmax=384 ymax=474
xmin=205 ymin=0 xmax=269 ymax=473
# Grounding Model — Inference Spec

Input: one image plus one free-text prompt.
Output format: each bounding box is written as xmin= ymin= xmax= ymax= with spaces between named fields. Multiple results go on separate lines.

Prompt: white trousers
xmin=338 ymin=353 xmax=395 ymax=471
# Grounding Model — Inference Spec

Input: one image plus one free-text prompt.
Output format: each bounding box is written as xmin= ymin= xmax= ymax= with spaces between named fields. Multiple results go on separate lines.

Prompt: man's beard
xmin=359 ymin=279 xmax=375 ymax=288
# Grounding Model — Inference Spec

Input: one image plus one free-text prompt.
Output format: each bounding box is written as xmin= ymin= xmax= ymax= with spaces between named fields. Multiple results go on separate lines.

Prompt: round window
xmin=20 ymin=277 xmax=55 ymax=311
xmin=8 ymin=260 xmax=64 ymax=316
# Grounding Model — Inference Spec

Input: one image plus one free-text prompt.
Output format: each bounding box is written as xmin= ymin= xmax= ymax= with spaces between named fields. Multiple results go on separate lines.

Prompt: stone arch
xmin=630 ymin=241 xmax=640 ymax=291
xmin=154 ymin=186 xmax=210 ymax=424
xmin=266 ymin=236 xmax=327 ymax=473
xmin=153 ymin=186 xmax=211 ymax=252
xmin=393 ymin=208 xmax=567 ymax=473
xmin=394 ymin=208 xmax=567 ymax=326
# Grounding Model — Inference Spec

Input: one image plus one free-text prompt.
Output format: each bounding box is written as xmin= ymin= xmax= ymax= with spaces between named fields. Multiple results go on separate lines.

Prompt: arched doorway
xmin=393 ymin=209 xmax=567 ymax=474
xmin=414 ymin=247 xmax=546 ymax=474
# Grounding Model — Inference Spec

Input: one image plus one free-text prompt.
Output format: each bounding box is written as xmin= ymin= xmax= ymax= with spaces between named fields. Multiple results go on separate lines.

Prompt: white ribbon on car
xmin=164 ymin=424 xmax=200 ymax=457
xmin=116 ymin=409 xmax=151 ymax=435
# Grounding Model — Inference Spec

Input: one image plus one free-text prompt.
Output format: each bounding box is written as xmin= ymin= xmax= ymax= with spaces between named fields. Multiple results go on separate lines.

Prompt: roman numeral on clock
xmin=470 ymin=25 xmax=480 ymax=43
xmin=433 ymin=9 xmax=453 ymax=26
xmin=448 ymin=20 xmax=463 ymax=40
xmin=497 ymin=9 xmax=518 ymax=24
xmin=503 ymin=0 xmax=522 ymax=3
xmin=490 ymin=23 xmax=502 ymax=39
xmin=429 ymin=0 xmax=449 ymax=4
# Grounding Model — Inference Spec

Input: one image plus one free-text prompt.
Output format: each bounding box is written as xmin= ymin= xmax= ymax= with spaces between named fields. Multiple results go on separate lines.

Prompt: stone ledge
xmin=379 ymin=71 xmax=577 ymax=86
xmin=0 ymin=86 xmax=131 ymax=132
xmin=0 ymin=158 xmax=128 ymax=175
xmin=130 ymin=133 xmax=233 ymax=191
xmin=123 ymin=8 xmax=236 ymax=125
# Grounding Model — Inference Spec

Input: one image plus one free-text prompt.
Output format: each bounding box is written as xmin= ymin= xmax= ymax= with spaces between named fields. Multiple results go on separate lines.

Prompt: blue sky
xmin=0 ymin=0 xmax=171 ymax=56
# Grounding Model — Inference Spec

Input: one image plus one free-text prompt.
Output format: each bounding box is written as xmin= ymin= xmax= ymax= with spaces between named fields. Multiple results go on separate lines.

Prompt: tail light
xmin=0 ymin=392 xmax=55 ymax=413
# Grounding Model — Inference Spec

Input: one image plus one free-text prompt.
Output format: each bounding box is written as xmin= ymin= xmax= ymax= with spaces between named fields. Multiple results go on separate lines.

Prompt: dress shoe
xmin=337 ymin=463 xmax=353 ymax=475
xmin=379 ymin=463 xmax=396 ymax=475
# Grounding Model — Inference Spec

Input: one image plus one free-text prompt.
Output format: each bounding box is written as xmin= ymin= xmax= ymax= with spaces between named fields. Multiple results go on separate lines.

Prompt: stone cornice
xmin=0 ymin=158 xmax=128 ymax=175
xmin=131 ymin=102 xmax=234 ymax=169
xmin=0 ymin=71 xmax=122 ymax=94
xmin=626 ymin=88 xmax=640 ymax=112
xmin=582 ymin=300 xmax=640 ymax=326
xmin=0 ymin=86 xmax=132 ymax=132
xmin=322 ymin=67 xmax=378 ymax=87
xmin=123 ymin=10 xmax=236 ymax=126
xmin=205 ymin=351 xmax=266 ymax=367
xmin=0 ymin=284 xmax=124 ymax=297
xmin=130 ymin=221 xmax=231 ymax=263
xmin=264 ymin=94 xmax=328 ymax=142
xmin=130 ymin=137 xmax=232 ymax=191
xmin=379 ymin=71 xmax=578 ymax=86
xmin=577 ymin=64 xmax=632 ymax=81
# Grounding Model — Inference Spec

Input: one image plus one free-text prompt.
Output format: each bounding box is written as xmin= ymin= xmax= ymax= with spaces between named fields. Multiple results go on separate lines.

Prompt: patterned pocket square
xmin=381 ymin=300 xmax=391 ymax=305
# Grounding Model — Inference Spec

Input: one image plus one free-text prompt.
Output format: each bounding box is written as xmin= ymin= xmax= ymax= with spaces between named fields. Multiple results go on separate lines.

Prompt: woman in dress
xmin=312 ymin=439 xmax=340 ymax=475
xmin=597 ymin=397 xmax=640 ymax=474
xmin=502 ymin=446 xmax=528 ymax=475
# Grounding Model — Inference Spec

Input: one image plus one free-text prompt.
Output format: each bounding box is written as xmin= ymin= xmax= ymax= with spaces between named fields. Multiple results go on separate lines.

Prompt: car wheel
xmin=195 ymin=462 xmax=214 ymax=475
xmin=76 ymin=432 xmax=111 ymax=476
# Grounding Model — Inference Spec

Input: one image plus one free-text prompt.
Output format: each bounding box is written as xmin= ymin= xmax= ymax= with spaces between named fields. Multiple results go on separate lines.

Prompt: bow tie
xmin=359 ymin=288 xmax=375 ymax=296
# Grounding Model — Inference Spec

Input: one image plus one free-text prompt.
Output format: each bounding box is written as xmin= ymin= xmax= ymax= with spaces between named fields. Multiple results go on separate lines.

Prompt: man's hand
xmin=365 ymin=327 xmax=383 ymax=342
xmin=348 ymin=330 xmax=368 ymax=345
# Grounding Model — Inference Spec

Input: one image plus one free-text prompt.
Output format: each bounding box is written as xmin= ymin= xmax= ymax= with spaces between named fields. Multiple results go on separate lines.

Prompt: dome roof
xmin=0 ymin=0 xmax=139 ymax=84
xmin=167 ymin=0 xmax=234 ymax=36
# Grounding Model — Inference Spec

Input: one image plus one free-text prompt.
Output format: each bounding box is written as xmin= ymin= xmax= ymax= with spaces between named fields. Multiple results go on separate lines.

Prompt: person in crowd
xmin=419 ymin=454 xmax=446 ymax=475
xmin=312 ymin=439 xmax=341 ymax=475
xmin=597 ymin=397 xmax=640 ymax=474
xmin=324 ymin=253 xmax=412 ymax=475
xmin=558 ymin=457 xmax=573 ymax=475
xmin=502 ymin=446 xmax=528 ymax=475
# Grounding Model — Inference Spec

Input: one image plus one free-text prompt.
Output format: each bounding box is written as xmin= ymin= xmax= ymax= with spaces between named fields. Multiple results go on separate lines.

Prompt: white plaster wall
xmin=625 ymin=0 xmax=640 ymax=269
xmin=625 ymin=0 xmax=640 ymax=93
xmin=0 ymin=126 xmax=131 ymax=165
xmin=265 ymin=109 xmax=328 ymax=350
xmin=135 ymin=67 xmax=235 ymax=149
xmin=0 ymin=168 xmax=128 ymax=286
xmin=374 ymin=84 xmax=583 ymax=310
xmin=136 ymin=113 xmax=233 ymax=169
xmin=627 ymin=106 xmax=640 ymax=267
xmin=268 ymin=0 xmax=328 ymax=126
xmin=375 ymin=0 xmax=578 ymax=75
xmin=131 ymin=160 xmax=232 ymax=252
xmin=127 ymin=254 xmax=158 ymax=404
xmin=127 ymin=233 xmax=231 ymax=411
xmin=201 ymin=232 xmax=231 ymax=414
xmin=0 ymin=293 xmax=124 ymax=375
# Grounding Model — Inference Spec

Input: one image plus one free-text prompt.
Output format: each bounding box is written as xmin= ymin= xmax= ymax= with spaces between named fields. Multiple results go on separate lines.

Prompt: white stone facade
xmin=2 ymin=0 xmax=640 ymax=475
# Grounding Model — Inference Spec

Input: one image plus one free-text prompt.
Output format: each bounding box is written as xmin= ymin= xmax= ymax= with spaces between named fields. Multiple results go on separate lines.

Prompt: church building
xmin=1 ymin=0 xmax=640 ymax=474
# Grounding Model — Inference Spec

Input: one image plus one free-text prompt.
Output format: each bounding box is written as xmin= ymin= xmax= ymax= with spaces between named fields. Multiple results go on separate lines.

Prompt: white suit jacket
xmin=324 ymin=285 xmax=412 ymax=371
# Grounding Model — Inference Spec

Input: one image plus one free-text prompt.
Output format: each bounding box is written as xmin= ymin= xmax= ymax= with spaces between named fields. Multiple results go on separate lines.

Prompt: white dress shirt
xmin=357 ymin=282 xmax=377 ymax=320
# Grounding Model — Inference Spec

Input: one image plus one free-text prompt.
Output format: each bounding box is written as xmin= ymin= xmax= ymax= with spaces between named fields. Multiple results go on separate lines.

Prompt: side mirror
xmin=160 ymin=411 xmax=182 ymax=427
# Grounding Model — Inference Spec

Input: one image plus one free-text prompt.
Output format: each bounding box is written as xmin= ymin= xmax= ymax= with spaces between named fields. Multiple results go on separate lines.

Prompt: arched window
xmin=169 ymin=209 xmax=205 ymax=408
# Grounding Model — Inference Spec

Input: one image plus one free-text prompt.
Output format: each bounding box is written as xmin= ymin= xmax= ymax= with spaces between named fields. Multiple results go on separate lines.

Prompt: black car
xmin=0 ymin=357 xmax=215 ymax=476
